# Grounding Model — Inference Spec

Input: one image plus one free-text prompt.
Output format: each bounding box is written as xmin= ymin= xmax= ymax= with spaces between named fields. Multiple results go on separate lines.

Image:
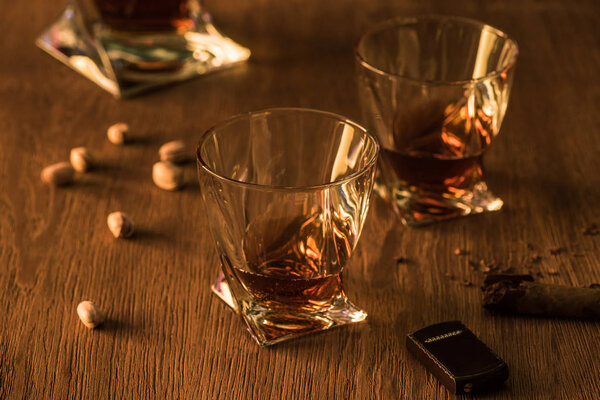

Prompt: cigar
xmin=482 ymin=274 xmax=600 ymax=319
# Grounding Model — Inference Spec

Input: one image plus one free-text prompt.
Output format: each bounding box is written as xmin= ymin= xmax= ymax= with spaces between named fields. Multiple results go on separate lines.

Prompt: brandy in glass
xmin=196 ymin=108 xmax=379 ymax=346
xmin=355 ymin=15 xmax=518 ymax=225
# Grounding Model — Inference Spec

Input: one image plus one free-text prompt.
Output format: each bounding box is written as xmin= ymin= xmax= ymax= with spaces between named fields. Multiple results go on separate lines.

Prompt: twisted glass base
xmin=376 ymin=181 xmax=503 ymax=226
xmin=36 ymin=2 xmax=250 ymax=98
xmin=212 ymin=270 xmax=367 ymax=346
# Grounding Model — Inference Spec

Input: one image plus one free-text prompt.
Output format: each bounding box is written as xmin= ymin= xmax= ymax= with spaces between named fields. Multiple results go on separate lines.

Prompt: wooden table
xmin=1 ymin=0 xmax=599 ymax=398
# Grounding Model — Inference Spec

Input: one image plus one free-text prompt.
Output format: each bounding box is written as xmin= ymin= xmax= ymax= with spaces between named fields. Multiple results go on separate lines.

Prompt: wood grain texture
xmin=1 ymin=0 xmax=599 ymax=398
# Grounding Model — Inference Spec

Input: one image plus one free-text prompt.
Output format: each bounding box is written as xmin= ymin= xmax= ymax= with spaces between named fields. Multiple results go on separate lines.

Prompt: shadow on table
xmin=96 ymin=317 xmax=146 ymax=340
xmin=133 ymin=227 xmax=173 ymax=245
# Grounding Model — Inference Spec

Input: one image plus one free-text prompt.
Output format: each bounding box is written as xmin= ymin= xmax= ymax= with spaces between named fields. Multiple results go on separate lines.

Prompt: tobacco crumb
xmin=500 ymin=265 xmax=514 ymax=274
xmin=395 ymin=257 xmax=408 ymax=264
xmin=536 ymin=272 xmax=544 ymax=278
xmin=460 ymin=280 xmax=473 ymax=287
xmin=486 ymin=262 xmax=501 ymax=273
xmin=547 ymin=268 xmax=559 ymax=276
xmin=571 ymin=252 xmax=585 ymax=257
xmin=528 ymin=254 xmax=542 ymax=264
xmin=453 ymin=248 xmax=469 ymax=256
xmin=526 ymin=242 xmax=535 ymax=251
xmin=549 ymin=247 xmax=566 ymax=255
xmin=583 ymin=223 xmax=599 ymax=236
xmin=590 ymin=283 xmax=600 ymax=289
xmin=467 ymin=258 xmax=505 ymax=274
xmin=490 ymin=261 xmax=503 ymax=271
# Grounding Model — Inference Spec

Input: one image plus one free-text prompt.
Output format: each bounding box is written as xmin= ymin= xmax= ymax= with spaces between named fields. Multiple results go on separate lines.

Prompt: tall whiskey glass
xmin=197 ymin=108 xmax=379 ymax=346
xmin=356 ymin=15 xmax=518 ymax=225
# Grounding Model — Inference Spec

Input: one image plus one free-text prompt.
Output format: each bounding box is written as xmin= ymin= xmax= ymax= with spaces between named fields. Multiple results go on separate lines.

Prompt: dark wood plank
xmin=0 ymin=0 xmax=599 ymax=399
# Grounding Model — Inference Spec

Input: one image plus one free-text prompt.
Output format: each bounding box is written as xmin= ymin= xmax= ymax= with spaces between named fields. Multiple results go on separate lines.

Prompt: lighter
xmin=406 ymin=321 xmax=509 ymax=395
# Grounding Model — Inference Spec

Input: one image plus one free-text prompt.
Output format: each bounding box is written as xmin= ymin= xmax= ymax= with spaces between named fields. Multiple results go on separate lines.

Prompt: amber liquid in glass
xmin=235 ymin=263 xmax=343 ymax=311
xmin=94 ymin=0 xmax=195 ymax=32
xmin=383 ymin=150 xmax=483 ymax=195
xmin=234 ymin=212 xmax=354 ymax=313
xmin=379 ymin=101 xmax=497 ymax=221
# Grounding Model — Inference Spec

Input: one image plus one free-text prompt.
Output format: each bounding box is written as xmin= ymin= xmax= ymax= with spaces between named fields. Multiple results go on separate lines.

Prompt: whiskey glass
xmin=197 ymin=108 xmax=379 ymax=346
xmin=37 ymin=0 xmax=250 ymax=97
xmin=355 ymin=15 xmax=518 ymax=225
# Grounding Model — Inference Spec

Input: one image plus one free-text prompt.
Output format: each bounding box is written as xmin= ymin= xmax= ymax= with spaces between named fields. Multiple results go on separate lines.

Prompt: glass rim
xmin=354 ymin=14 xmax=519 ymax=86
xmin=196 ymin=107 xmax=380 ymax=192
